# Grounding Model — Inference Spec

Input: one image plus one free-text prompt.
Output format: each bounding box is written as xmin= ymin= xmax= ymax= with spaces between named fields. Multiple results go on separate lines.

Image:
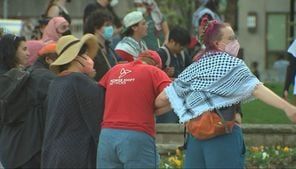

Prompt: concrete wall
xmin=156 ymin=124 xmax=296 ymax=154
xmin=238 ymin=0 xmax=293 ymax=80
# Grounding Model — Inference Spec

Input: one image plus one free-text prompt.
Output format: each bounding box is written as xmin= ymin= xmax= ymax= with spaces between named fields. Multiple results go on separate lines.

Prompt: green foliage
xmin=246 ymin=146 xmax=296 ymax=168
xmin=155 ymin=0 xmax=196 ymax=29
xmin=160 ymin=146 xmax=296 ymax=169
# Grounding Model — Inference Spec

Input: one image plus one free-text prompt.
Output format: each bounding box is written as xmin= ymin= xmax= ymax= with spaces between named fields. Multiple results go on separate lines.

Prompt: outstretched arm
xmin=253 ymin=84 xmax=296 ymax=122
xmin=161 ymin=21 xmax=169 ymax=45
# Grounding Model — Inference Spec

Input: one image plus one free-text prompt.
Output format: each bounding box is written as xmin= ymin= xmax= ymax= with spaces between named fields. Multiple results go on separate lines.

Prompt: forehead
xmin=18 ymin=41 xmax=27 ymax=48
xmin=138 ymin=19 xmax=146 ymax=24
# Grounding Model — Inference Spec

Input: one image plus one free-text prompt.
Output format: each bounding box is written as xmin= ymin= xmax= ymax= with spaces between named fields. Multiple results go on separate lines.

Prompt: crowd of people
xmin=1 ymin=0 xmax=296 ymax=168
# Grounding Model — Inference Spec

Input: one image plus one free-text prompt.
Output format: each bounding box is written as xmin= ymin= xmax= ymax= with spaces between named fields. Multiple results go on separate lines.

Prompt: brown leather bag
xmin=186 ymin=109 xmax=236 ymax=140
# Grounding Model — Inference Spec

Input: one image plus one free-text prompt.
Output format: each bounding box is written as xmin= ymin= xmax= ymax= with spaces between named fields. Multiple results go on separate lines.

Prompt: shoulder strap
xmin=180 ymin=50 xmax=185 ymax=62
xmin=160 ymin=46 xmax=171 ymax=67
xmin=202 ymin=92 xmax=230 ymax=132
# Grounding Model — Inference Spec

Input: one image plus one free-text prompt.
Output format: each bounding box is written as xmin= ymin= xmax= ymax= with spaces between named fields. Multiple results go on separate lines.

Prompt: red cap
xmin=138 ymin=50 xmax=162 ymax=68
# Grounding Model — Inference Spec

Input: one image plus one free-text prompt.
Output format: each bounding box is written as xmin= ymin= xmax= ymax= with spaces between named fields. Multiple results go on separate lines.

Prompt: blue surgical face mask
xmin=102 ymin=26 xmax=114 ymax=40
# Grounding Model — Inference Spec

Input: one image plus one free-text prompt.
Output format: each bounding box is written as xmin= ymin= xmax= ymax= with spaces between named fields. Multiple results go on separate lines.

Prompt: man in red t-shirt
xmin=97 ymin=50 xmax=171 ymax=168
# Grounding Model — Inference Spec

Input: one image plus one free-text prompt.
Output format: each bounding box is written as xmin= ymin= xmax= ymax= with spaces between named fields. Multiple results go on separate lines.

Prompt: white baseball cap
xmin=123 ymin=11 xmax=144 ymax=28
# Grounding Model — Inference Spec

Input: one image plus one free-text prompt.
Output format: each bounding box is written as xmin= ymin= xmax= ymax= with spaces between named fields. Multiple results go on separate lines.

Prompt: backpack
xmin=0 ymin=67 xmax=31 ymax=125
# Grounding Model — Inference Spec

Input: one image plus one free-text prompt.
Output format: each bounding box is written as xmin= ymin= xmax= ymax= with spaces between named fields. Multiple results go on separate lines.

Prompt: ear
xmin=94 ymin=27 xmax=102 ymax=36
xmin=45 ymin=56 xmax=53 ymax=64
xmin=213 ymin=40 xmax=220 ymax=49
xmin=131 ymin=25 xmax=138 ymax=32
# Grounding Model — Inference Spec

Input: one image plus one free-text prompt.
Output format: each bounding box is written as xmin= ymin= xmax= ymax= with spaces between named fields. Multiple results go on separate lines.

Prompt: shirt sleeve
xmin=99 ymin=71 xmax=109 ymax=88
xmin=152 ymin=69 xmax=172 ymax=94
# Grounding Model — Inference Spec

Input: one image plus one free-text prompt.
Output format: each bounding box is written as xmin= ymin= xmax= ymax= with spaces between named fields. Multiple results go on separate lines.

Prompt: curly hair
xmin=83 ymin=10 xmax=113 ymax=34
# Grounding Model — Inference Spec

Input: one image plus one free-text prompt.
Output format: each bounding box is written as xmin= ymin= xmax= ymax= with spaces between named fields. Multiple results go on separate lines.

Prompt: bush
xmin=160 ymin=146 xmax=296 ymax=169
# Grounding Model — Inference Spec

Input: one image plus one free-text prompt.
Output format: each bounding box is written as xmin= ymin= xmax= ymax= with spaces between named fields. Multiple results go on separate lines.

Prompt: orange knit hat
xmin=38 ymin=43 xmax=57 ymax=56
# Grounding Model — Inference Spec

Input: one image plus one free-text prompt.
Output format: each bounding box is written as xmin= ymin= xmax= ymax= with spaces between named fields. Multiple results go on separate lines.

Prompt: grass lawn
xmin=242 ymin=83 xmax=293 ymax=124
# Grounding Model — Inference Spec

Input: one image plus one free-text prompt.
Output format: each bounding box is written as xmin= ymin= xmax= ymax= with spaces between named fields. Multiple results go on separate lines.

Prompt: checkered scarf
xmin=115 ymin=37 xmax=148 ymax=59
xmin=165 ymin=51 xmax=261 ymax=123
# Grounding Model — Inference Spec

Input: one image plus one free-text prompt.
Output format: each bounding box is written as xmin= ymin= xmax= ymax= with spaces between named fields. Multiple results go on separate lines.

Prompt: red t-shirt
xmin=99 ymin=60 xmax=171 ymax=137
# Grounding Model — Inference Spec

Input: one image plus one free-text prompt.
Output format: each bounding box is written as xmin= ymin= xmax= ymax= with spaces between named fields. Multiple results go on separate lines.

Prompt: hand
xmin=283 ymin=90 xmax=289 ymax=100
xmin=87 ymin=70 xmax=96 ymax=78
xmin=165 ymin=67 xmax=175 ymax=77
xmin=284 ymin=105 xmax=296 ymax=123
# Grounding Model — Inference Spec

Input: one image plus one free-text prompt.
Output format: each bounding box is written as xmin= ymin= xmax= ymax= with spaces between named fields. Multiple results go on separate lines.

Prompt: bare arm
xmin=253 ymin=84 xmax=296 ymax=122
xmin=161 ymin=21 xmax=169 ymax=45
xmin=155 ymin=90 xmax=171 ymax=115
xmin=155 ymin=104 xmax=171 ymax=116
xmin=47 ymin=6 xmax=59 ymax=17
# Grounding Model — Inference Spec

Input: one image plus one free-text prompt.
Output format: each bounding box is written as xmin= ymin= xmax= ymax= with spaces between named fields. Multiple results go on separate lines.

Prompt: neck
xmin=132 ymin=34 xmax=142 ymax=42
xmin=97 ymin=0 xmax=107 ymax=7
xmin=95 ymin=32 xmax=105 ymax=44
xmin=66 ymin=62 xmax=82 ymax=73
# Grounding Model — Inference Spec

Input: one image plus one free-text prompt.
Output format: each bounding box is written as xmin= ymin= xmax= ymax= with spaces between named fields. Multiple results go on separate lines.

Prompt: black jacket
xmin=0 ymin=62 xmax=56 ymax=168
xmin=42 ymin=73 xmax=104 ymax=168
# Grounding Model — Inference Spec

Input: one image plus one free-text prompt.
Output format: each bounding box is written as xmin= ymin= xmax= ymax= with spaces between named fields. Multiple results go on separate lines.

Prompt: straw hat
xmin=50 ymin=34 xmax=98 ymax=73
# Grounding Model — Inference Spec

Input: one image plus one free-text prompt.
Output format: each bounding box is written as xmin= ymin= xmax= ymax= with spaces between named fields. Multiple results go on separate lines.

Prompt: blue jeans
xmin=97 ymin=128 xmax=159 ymax=169
xmin=184 ymin=125 xmax=246 ymax=168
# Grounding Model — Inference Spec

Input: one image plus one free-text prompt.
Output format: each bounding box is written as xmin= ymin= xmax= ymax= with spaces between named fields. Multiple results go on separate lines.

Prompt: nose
xmin=26 ymin=49 xmax=30 ymax=57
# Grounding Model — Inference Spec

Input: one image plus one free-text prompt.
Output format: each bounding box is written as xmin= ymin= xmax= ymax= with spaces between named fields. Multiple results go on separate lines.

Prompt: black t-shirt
xmin=157 ymin=46 xmax=192 ymax=78
xmin=284 ymin=53 xmax=296 ymax=91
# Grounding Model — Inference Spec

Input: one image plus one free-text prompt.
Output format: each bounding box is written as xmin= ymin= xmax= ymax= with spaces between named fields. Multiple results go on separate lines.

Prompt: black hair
xmin=78 ymin=44 xmax=88 ymax=56
xmin=83 ymin=10 xmax=113 ymax=34
xmin=0 ymin=34 xmax=26 ymax=69
xmin=122 ymin=22 xmax=140 ymax=37
xmin=37 ymin=52 xmax=58 ymax=69
xmin=205 ymin=0 xmax=219 ymax=13
xmin=169 ymin=26 xmax=191 ymax=46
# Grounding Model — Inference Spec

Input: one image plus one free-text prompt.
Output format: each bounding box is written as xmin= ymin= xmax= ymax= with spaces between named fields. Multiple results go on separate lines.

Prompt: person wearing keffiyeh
xmin=115 ymin=11 xmax=148 ymax=62
xmin=154 ymin=18 xmax=296 ymax=169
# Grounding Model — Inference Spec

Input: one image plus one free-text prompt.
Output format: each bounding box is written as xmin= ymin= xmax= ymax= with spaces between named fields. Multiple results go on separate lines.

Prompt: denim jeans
xmin=184 ymin=125 xmax=246 ymax=168
xmin=97 ymin=128 xmax=159 ymax=169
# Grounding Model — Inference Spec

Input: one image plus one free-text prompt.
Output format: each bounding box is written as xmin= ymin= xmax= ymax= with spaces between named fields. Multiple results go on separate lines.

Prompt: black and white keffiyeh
xmin=115 ymin=37 xmax=148 ymax=59
xmin=165 ymin=51 xmax=261 ymax=123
